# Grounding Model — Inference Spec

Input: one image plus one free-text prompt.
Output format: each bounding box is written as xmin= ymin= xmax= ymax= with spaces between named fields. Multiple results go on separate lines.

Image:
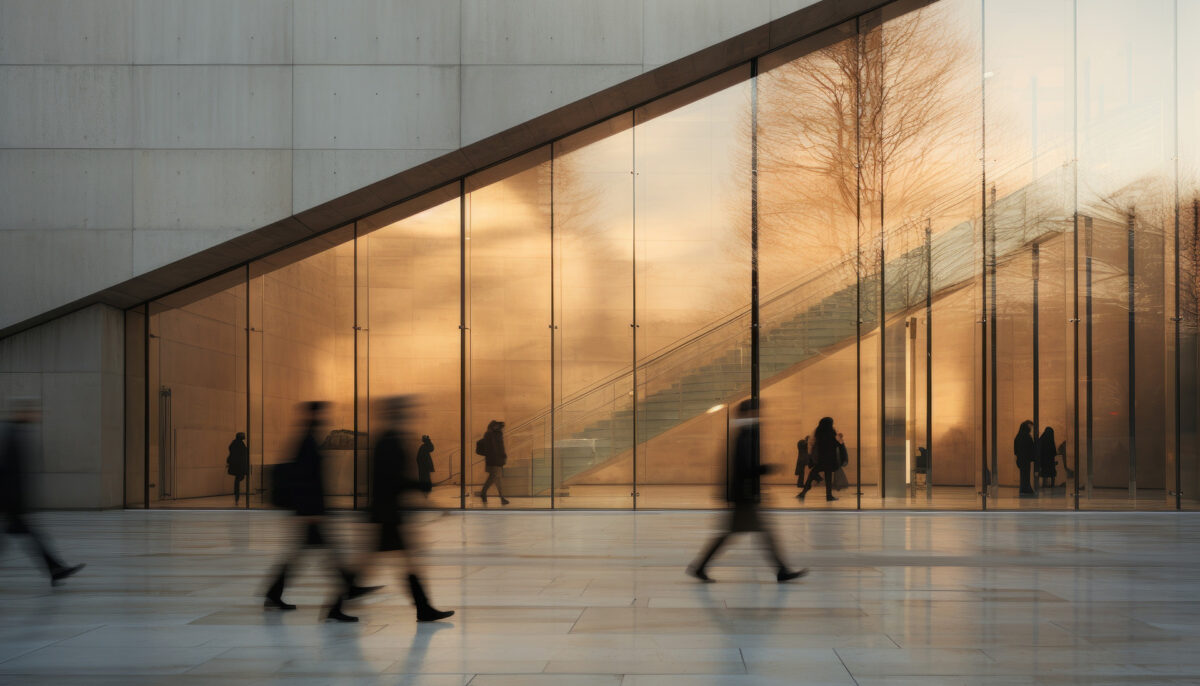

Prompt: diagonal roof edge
xmin=1 ymin=0 xmax=895 ymax=341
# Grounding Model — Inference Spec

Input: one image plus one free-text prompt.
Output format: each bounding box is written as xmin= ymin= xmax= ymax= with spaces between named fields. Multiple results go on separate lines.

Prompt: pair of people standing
xmin=798 ymin=417 xmax=846 ymax=502
xmin=262 ymin=400 xmax=451 ymax=623
xmin=1014 ymin=421 xmax=1061 ymax=495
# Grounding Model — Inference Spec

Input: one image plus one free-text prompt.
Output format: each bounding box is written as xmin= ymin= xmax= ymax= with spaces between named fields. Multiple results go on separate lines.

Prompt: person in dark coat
xmin=226 ymin=432 xmax=250 ymax=506
xmin=353 ymin=397 xmax=453 ymax=622
xmin=687 ymin=398 xmax=807 ymax=583
xmin=1036 ymin=426 xmax=1059 ymax=489
xmin=263 ymin=401 xmax=378 ymax=622
xmin=798 ymin=417 xmax=841 ymax=501
xmin=416 ymin=435 xmax=435 ymax=496
xmin=0 ymin=398 xmax=85 ymax=586
xmin=1013 ymin=420 xmax=1036 ymax=496
xmin=478 ymin=420 xmax=509 ymax=505
xmin=795 ymin=435 xmax=822 ymax=495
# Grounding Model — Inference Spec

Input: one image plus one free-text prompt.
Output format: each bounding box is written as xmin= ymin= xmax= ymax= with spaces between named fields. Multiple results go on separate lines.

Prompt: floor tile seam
xmin=832 ymin=647 xmax=862 ymax=685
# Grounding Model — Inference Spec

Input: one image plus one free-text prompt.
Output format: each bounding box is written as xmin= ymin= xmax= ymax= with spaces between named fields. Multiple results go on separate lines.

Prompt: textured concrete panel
xmin=462 ymin=65 xmax=642 ymax=145
xmin=772 ymin=0 xmax=824 ymax=19
xmin=133 ymin=0 xmax=292 ymax=65
xmin=291 ymin=148 xmax=450 ymax=213
xmin=0 ymin=150 xmax=133 ymax=231
xmin=643 ymin=0 xmax=771 ymax=68
xmin=41 ymin=372 xmax=104 ymax=473
xmin=133 ymin=149 xmax=292 ymax=232
xmin=294 ymin=0 xmax=460 ymax=65
xmin=133 ymin=66 xmax=292 ymax=148
xmin=462 ymin=0 xmax=642 ymax=65
xmin=132 ymin=228 xmax=247 ymax=276
xmin=0 ymin=229 xmax=133 ymax=330
xmin=0 ymin=67 xmax=133 ymax=148
xmin=293 ymin=66 xmax=459 ymax=149
xmin=0 ymin=0 xmax=133 ymax=65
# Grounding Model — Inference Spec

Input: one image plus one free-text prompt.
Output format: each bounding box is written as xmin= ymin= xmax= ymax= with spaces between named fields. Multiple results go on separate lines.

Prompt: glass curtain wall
xmin=125 ymin=0 xmax=1199 ymax=511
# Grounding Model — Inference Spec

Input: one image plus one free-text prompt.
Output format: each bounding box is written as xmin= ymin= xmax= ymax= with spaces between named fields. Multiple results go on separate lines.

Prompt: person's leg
xmin=233 ymin=476 xmax=242 ymax=504
xmin=688 ymin=532 xmax=730 ymax=581
xmin=756 ymin=523 xmax=808 ymax=582
xmin=494 ymin=468 xmax=508 ymax=504
xmin=824 ymin=470 xmax=835 ymax=500
xmin=265 ymin=519 xmax=312 ymax=609
xmin=799 ymin=467 xmax=819 ymax=496
xmin=480 ymin=469 xmax=495 ymax=499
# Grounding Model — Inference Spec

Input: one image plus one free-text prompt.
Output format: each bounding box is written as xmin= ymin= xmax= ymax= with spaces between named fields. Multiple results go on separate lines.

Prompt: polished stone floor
xmin=1 ymin=509 xmax=1199 ymax=685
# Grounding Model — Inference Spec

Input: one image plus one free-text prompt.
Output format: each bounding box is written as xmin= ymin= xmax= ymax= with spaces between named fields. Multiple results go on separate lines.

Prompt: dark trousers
xmin=1018 ymin=462 xmax=1034 ymax=494
xmin=694 ymin=506 xmax=786 ymax=572
xmin=802 ymin=467 xmax=834 ymax=498
xmin=3 ymin=512 xmax=65 ymax=576
xmin=233 ymin=475 xmax=245 ymax=502
xmin=265 ymin=520 xmax=353 ymax=603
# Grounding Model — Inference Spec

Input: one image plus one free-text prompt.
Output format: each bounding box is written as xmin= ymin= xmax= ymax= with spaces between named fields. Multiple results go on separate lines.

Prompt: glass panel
xmin=876 ymin=0 xmax=983 ymax=509
xmin=146 ymin=271 xmax=248 ymax=508
xmin=552 ymin=116 xmax=635 ymax=509
xmin=633 ymin=67 xmax=752 ymax=509
xmin=359 ymin=186 xmax=462 ymax=509
xmin=124 ymin=306 xmax=146 ymax=508
xmin=1077 ymin=0 xmax=1175 ymax=510
xmin=250 ymin=228 xmax=357 ymax=510
xmin=1178 ymin=0 xmax=1200 ymax=510
xmin=466 ymin=149 xmax=553 ymax=509
xmin=985 ymin=0 xmax=1076 ymax=509
xmin=757 ymin=23 xmax=860 ymax=510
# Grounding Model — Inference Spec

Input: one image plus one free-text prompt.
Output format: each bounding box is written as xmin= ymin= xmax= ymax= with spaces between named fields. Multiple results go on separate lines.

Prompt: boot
xmin=264 ymin=565 xmax=296 ymax=610
xmin=408 ymin=574 xmax=454 ymax=622
xmin=50 ymin=563 xmax=85 ymax=586
xmin=324 ymin=596 xmax=358 ymax=623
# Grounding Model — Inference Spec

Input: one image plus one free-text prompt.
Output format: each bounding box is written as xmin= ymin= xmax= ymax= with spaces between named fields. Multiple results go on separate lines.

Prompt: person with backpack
xmin=262 ymin=401 xmax=379 ymax=621
xmin=226 ymin=432 xmax=249 ymax=506
xmin=476 ymin=420 xmax=509 ymax=505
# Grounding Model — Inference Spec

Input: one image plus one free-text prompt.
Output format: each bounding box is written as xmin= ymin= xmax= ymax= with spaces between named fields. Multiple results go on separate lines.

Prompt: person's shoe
xmin=777 ymin=568 xmax=808 ymax=583
xmin=480 ymin=493 xmax=488 ymax=503
xmin=500 ymin=497 xmax=510 ymax=506
xmin=686 ymin=565 xmax=714 ymax=583
xmin=50 ymin=563 xmax=85 ymax=586
xmin=417 ymin=606 xmax=455 ymax=622
xmin=324 ymin=605 xmax=358 ymax=623
xmin=347 ymin=584 xmax=383 ymax=600
xmin=263 ymin=596 xmax=297 ymax=611
xmin=826 ymin=495 xmax=838 ymax=502
xmin=796 ymin=491 xmax=806 ymax=499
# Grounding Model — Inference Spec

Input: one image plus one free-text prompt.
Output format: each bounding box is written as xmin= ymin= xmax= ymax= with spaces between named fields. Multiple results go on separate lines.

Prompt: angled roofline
xmin=1 ymin=0 xmax=901 ymax=340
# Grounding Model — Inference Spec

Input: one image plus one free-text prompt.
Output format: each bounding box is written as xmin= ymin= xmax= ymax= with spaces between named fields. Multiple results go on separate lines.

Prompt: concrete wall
xmin=0 ymin=304 xmax=125 ymax=508
xmin=0 ymin=0 xmax=820 ymax=332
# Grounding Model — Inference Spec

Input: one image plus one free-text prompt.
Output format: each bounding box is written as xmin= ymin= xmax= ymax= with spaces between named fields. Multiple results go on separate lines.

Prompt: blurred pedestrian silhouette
xmin=1014 ymin=420 xmax=1035 ymax=496
xmin=794 ymin=435 xmax=822 ymax=498
xmin=1036 ymin=426 xmax=1059 ymax=490
xmin=354 ymin=397 xmax=453 ymax=622
xmin=799 ymin=417 xmax=841 ymax=501
xmin=476 ymin=420 xmax=509 ymax=505
xmin=0 ymin=398 xmax=85 ymax=586
xmin=263 ymin=401 xmax=379 ymax=622
xmin=416 ymin=435 xmax=435 ymax=496
xmin=687 ymin=398 xmax=807 ymax=583
xmin=226 ymin=431 xmax=249 ymax=506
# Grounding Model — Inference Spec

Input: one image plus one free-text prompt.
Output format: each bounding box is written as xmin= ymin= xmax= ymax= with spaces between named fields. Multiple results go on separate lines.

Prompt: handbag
xmin=833 ymin=467 xmax=849 ymax=490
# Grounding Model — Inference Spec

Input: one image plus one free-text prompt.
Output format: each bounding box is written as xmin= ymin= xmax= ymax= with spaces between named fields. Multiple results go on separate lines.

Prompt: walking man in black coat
xmin=262 ymin=401 xmax=378 ymax=621
xmin=477 ymin=420 xmax=509 ymax=505
xmin=227 ymin=432 xmax=250 ymax=506
xmin=687 ymin=398 xmax=807 ymax=583
xmin=0 ymin=398 xmax=85 ymax=586
xmin=352 ymin=397 xmax=453 ymax=622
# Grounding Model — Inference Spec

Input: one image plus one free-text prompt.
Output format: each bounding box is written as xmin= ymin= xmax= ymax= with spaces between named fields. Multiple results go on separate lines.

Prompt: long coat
xmin=290 ymin=427 xmax=326 ymax=517
xmin=0 ymin=422 xmax=31 ymax=517
xmin=369 ymin=429 xmax=421 ymax=526
xmin=480 ymin=430 xmax=507 ymax=467
xmin=227 ymin=438 xmax=250 ymax=477
xmin=728 ymin=421 xmax=764 ymax=505
xmin=812 ymin=430 xmax=841 ymax=472
xmin=1013 ymin=431 xmax=1035 ymax=469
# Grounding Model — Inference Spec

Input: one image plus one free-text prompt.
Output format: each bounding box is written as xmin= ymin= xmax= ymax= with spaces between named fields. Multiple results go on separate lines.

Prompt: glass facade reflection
xmin=126 ymin=0 xmax=1199 ymax=511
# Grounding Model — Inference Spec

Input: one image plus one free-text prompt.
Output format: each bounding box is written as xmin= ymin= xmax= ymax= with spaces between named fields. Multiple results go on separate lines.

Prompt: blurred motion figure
xmin=0 ymin=398 xmax=85 ymax=585
xmin=687 ymin=398 xmax=807 ymax=583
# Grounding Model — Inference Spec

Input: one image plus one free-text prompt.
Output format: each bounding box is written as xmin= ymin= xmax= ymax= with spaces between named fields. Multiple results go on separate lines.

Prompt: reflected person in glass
xmin=226 ymin=431 xmax=249 ymax=506
xmin=1014 ymin=421 xmax=1036 ymax=496
xmin=688 ymin=398 xmax=808 ymax=583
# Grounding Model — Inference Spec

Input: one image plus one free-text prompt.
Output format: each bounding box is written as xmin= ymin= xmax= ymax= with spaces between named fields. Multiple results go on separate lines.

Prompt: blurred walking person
xmin=476 ymin=420 xmax=509 ymax=505
xmin=355 ymin=397 xmax=453 ymax=622
xmin=0 ymin=398 xmax=85 ymax=586
xmin=226 ymin=432 xmax=249 ymax=506
xmin=416 ymin=435 xmax=435 ymax=496
xmin=798 ymin=417 xmax=841 ymax=502
xmin=262 ymin=401 xmax=379 ymax=622
xmin=687 ymin=398 xmax=807 ymax=583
